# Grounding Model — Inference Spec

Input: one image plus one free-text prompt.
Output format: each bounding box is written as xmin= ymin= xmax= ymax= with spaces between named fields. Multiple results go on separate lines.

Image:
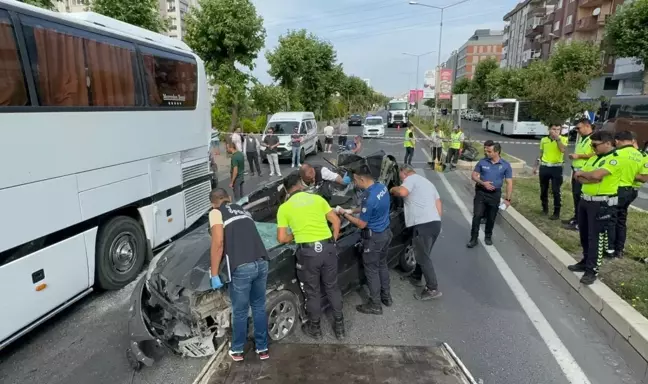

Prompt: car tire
xmin=300 ymin=148 xmax=306 ymax=164
xmin=95 ymin=216 xmax=147 ymax=290
xmin=399 ymin=242 xmax=416 ymax=273
xmin=313 ymin=139 xmax=319 ymax=155
xmin=266 ymin=290 xmax=300 ymax=342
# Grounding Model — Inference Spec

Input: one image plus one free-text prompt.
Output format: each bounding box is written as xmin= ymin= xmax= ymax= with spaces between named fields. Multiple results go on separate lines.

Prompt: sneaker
xmin=484 ymin=236 xmax=493 ymax=246
xmin=466 ymin=238 xmax=478 ymax=248
xmin=580 ymin=272 xmax=596 ymax=285
xmin=256 ymin=349 xmax=269 ymax=360
xmin=415 ymin=287 xmax=442 ymax=301
xmin=549 ymin=213 xmax=560 ymax=221
xmin=269 ymin=173 xmax=275 ymax=176
xmin=291 ymin=164 xmax=295 ymax=168
xmin=277 ymin=173 xmax=282 ymax=177
xmin=356 ymin=302 xmax=383 ymax=315
xmin=229 ymin=350 xmax=244 ymax=362
xmin=381 ymin=295 xmax=393 ymax=307
xmin=567 ymin=262 xmax=586 ymax=272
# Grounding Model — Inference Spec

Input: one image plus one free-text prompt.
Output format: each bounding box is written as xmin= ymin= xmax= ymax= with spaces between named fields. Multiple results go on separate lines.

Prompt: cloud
xmin=250 ymin=0 xmax=518 ymax=96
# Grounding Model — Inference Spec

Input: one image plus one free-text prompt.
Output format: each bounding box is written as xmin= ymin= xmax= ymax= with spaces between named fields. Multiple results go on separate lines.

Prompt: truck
xmin=387 ymin=99 xmax=410 ymax=128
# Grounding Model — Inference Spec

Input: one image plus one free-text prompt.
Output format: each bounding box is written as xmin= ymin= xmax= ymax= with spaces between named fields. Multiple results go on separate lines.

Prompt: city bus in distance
xmin=0 ymin=1 xmax=211 ymax=350
xmin=602 ymin=95 xmax=648 ymax=150
xmin=481 ymin=98 xmax=548 ymax=136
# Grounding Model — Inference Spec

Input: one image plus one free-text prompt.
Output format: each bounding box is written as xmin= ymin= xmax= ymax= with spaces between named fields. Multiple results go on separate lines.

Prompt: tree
xmin=486 ymin=68 xmax=529 ymax=99
xmin=469 ymin=58 xmax=500 ymax=111
xmin=19 ymin=0 xmax=56 ymax=10
xmin=185 ymin=0 xmax=266 ymax=129
xmin=266 ymin=30 xmax=337 ymax=113
xmin=548 ymin=41 xmax=602 ymax=91
xmin=605 ymin=0 xmax=648 ymax=93
xmin=452 ymin=78 xmax=472 ymax=95
xmin=91 ymin=0 xmax=168 ymax=32
xmin=250 ymin=83 xmax=289 ymax=116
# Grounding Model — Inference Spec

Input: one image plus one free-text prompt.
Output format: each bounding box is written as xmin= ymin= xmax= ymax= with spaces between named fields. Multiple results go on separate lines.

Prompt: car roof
xmin=269 ymin=112 xmax=315 ymax=121
xmin=366 ymin=116 xmax=383 ymax=120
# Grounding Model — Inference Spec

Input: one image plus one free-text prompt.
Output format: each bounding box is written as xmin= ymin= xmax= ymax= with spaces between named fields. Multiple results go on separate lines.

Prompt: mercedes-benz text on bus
xmin=0 ymin=1 xmax=211 ymax=349
xmin=482 ymin=98 xmax=548 ymax=136
xmin=387 ymin=99 xmax=409 ymax=127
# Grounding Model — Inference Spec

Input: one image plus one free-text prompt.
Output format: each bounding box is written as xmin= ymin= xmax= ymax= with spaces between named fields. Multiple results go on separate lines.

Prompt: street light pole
xmin=409 ymin=0 xmax=471 ymax=125
xmin=402 ymin=51 xmax=435 ymax=116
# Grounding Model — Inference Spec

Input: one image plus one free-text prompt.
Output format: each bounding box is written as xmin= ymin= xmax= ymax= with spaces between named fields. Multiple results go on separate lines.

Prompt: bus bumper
xmin=126 ymin=277 xmax=157 ymax=369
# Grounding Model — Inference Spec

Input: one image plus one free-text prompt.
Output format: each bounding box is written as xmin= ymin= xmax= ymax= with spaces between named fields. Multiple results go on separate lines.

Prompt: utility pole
xmin=402 ymin=51 xmax=435 ymax=115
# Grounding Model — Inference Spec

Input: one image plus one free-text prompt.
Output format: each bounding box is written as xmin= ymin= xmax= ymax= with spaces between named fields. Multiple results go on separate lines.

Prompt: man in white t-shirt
xmin=323 ymin=123 xmax=335 ymax=153
xmin=231 ymin=128 xmax=243 ymax=153
xmin=389 ymin=165 xmax=443 ymax=301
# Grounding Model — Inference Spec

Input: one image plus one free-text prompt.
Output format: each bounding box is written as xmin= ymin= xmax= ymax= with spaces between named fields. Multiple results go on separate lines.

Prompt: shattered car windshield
xmin=254 ymin=222 xmax=281 ymax=250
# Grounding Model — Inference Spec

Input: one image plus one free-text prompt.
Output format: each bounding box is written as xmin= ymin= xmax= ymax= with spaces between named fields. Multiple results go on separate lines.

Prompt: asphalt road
xmin=460 ymin=118 xmax=648 ymax=211
xmin=1 ymin=124 xmax=645 ymax=384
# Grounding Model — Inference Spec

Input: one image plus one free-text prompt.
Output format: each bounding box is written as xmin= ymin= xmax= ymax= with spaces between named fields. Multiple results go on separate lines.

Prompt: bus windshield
xmin=517 ymin=102 xmax=537 ymax=121
xmin=265 ymin=121 xmax=299 ymax=135
xmin=388 ymin=102 xmax=408 ymax=111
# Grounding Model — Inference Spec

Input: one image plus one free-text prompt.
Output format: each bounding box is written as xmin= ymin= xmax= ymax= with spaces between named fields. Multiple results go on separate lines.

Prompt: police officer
xmin=567 ymin=131 xmax=621 ymax=285
xmin=609 ymin=131 xmax=644 ymax=258
xmin=299 ymin=163 xmax=351 ymax=187
xmin=446 ymin=126 xmax=465 ymax=170
xmin=276 ymin=172 xmax=345 ymax=340
xmin=564 ymin=118 xmax=595 ymax=230
xmin=337 ymin=165 xmax=392 ymax=314
xmin=533 ymin=123 xmax=568 ymax=220
xmin=403 ymin=126 xmax=415 ymax=165
xmin=467 ymin=142 xmax=513 ymax=248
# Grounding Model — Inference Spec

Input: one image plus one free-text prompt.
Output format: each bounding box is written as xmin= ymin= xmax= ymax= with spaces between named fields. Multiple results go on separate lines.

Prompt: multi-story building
xmin=57 ymin=0 xmax=198 ymax=42
xmin=501 ymin=0 xmax=555 ymax=69
xmin=452 ymin=29 xmax=503 ymax=81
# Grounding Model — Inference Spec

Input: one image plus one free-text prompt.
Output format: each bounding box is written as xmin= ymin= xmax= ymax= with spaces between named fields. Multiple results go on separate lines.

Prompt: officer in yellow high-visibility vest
xmin=533 ymin=123 xmax=568 ymax=220
xmin=567 ymin=130 xmax=621 ymax=285
xmin=403 ymin=126 xmax=415 ymax=166
xmin=564 ymin=118 xmax=595 ymax=230
xmin=609 ymin=130 xmax=644 ymax=258
xmin=446 ymin=126 xmax=464 ymax=170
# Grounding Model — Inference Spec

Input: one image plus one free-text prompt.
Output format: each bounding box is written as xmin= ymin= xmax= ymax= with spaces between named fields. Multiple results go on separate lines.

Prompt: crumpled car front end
xmin=127 ymin=228 xmax=232 ymax=369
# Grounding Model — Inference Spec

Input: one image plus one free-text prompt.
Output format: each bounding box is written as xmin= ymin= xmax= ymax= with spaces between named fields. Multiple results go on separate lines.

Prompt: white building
xmin=57 ymin=0 xmax=198 ymax=41
xmin=363 ymin=78 xmax=371 ymax=87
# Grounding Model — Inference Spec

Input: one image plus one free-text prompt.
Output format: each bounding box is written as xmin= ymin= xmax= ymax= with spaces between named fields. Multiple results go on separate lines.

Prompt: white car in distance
xmin=363 ymin=116 xmax=386 ymax=138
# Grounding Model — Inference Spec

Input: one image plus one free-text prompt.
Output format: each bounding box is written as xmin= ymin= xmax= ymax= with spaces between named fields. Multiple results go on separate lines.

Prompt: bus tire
xmin=500 ymin=125 xmax=504 ymax=135
xmin=95 ymin=216 xmax=147 ymax=290
xmin=485 ymin=122 xmax=489 ymax=131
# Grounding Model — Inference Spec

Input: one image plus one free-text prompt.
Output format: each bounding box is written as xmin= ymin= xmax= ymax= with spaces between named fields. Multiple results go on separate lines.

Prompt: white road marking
xmin=417 ymin=148 xmax=592 ymax=384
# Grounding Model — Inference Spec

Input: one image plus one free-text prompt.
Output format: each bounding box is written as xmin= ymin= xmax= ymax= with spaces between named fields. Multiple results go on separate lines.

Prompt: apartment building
xmin=501 ymin=0 xmax=555 ymax=69
xmin=442 ymin=29 xmax=503 ymax=82
xmin=56 ymin=0 xmax=197 ymax=41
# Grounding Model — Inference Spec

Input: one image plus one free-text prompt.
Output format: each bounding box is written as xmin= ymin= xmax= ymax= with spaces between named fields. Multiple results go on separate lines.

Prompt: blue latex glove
xmin=211 ymin=275 xmax=223 ymax=289
xmin=342 ymin=173 xmax=351 ymax=185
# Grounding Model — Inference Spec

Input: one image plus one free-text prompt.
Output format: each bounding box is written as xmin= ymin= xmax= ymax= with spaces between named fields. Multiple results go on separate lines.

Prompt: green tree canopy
xmin=605 ymin=0 xmax=648 ymax=92
xmin=452 ymin=78 xmax=472 ymax=95
xmin=469 ymin=58 xmax=500 ymax=111
xmin=90 ymin=0 xmax=168 ymax=32
xmin=250 ymin=83 xmax=289 ymax=116
xmin=19 ymin=0 xmax=56 ymax=10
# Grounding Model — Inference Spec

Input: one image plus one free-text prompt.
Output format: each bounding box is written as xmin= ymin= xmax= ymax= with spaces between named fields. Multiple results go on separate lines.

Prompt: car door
xmin=305 ymin=120 xmax=317 ymax=154
xmin=334 ymin=222 xmax=363 ymax=295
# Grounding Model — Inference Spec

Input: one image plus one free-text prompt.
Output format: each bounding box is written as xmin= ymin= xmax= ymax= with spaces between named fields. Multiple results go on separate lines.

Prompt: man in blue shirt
xmin=467 ymin=142 xmax=513 ymax=248
xmin=338 ymin=165 xmax=392 ymax=315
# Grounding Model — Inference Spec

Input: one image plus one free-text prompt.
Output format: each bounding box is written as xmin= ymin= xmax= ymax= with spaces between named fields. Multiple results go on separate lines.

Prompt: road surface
xmin=0 ymin=124 xmax=645 ymax=384
xmin=460 ymin=118 xmax=648 ymax=211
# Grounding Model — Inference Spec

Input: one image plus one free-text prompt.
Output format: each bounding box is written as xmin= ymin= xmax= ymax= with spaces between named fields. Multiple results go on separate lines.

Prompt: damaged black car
xmin=126 ymin=151 xmax=415 ymax=370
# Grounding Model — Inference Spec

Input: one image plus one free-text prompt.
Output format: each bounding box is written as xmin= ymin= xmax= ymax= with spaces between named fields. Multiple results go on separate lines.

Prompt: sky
xmin=250 ymin=0 xmax=520 ymax=97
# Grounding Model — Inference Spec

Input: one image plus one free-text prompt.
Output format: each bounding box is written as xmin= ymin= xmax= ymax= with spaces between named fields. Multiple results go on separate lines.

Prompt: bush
xmin=241 ymin=118 xmax=260 ymax=133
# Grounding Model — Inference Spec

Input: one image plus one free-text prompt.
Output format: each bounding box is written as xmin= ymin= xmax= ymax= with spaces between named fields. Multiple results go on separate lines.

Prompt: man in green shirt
xmin=227 ymin=141 xmax=245 ymax=201
xmin=533 ymin=123 xmax=568 ymax=220
xmin=568 ymin=131 xmax=621 ymax=285
xmin=609 ymin=131 xmax=644 ymax=258
xmin=276 ymin=172 xmax=345 ymax=340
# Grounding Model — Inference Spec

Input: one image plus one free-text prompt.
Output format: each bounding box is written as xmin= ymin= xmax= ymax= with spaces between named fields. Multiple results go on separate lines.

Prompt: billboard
xmin=409 ymin=89 xmax=423 ymax=104
xmin=423 ymin=70 xmax=435 ymax=99
xmin=438 ymin=69 xmax=453 ymax=100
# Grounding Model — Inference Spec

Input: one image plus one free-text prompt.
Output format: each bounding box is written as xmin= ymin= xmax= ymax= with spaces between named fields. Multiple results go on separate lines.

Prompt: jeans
xmin=470 ymin=187 xmax=501 ymax=239
xmin=404 ymin=147 xmax=414 ymax=165
xmin=266 ymin=153 xmax=280 ymax=175
xmin=412 ymin=222 xmax=441 ymax=290
xmin=539 ymin=165 xmax=563 ymax=214
xmin=232 ymin=178 xmax=244 ymax=201
xmin=291 ymin=146 xmax=301 ymax=166
xmin=246 ymin=152 xmax=261 ymax=175
xmin=362 ymin=229 xmax=392 ymax=303
xmin=229 ymin=260 xmax=269 ymax=353
xmin=338 ymin=135 xmax=347 ymax=147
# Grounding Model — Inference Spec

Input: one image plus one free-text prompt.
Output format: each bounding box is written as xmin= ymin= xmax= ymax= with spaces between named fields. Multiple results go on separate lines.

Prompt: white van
xmin=261 ymin=112 xmax=320 ymax=163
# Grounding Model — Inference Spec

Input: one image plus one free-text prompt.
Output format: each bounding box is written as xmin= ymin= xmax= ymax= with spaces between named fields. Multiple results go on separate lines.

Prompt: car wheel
xmin=300 ymin=148 xmax=306 ymax=164
xmin=313 ymin=140 xmax=319 ymax=155
xmin=126 ymin=348 xmax=143 ymax=371
xmin=266 ymin=290 xmax=299 ymax=342
xmin=96 ymin=216 xmax=147 ymax=290
xmin=399 ymin=243 xmax=416 ymax=273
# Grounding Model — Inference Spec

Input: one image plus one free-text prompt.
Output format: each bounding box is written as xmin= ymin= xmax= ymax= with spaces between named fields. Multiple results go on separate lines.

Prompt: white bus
xmin=481 ymin=98 xmax=548 ymax=136
xmin=0 ymin=1 xmax=211 ymax=349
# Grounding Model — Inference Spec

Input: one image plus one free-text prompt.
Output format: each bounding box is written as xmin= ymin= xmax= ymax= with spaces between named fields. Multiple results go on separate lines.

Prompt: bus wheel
xmin=96 ymin=216 xmax=147 ymax=290
xmin=485 ymin=122 xmax=489 ymax=131
xmin=500 ymin=125 xmax=504 ymax=135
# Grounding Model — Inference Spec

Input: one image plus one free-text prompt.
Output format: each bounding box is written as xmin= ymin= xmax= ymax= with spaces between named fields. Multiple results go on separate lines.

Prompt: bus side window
xmin=0 ymin=10 xmax=29 ymax=107
xmin=20 ymin=15 xmax=140 ymax=107
xmin=141 ymin=46 xmax=198 ymax=108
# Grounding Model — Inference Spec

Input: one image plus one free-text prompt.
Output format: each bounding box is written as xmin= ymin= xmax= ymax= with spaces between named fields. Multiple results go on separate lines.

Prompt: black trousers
xmin=611 ymin=187 xmax=638 ymax=254
xmin=404 ymin=147 xmax=414 ymax=165
xmin=362 ymin=229 xmax=392 ymax=303
xmin=446 ymin=148 xmax=460 ymax=166
xmin=246 ymin=152 xmax=261 ymax=174
xmin=578 ymin=200 xmax=615 ymax=274
xmin=412 ymin=221 xmax=441 ymax=290
xmin=570 ymin=174 xmax=583 ymax=222
xmin=431 ymin=147 xmax=443 ymax=163
xmin=471 ymin=188 xmax=501 ymax=239
xmin=296 ymin=242 xmax=343 ymax=321
xmin=539 ymin=165 xmax=563 ymax=213
xmin=338 ymin=135 xmax=347 ymax=146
